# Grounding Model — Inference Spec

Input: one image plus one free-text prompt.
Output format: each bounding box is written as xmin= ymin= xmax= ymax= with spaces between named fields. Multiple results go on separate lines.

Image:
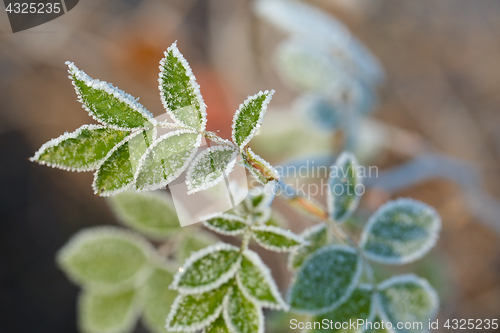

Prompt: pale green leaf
xmin=134 ymin=130 xmax=201 ymax=192
xmin=377 ymin=275 xmax=439 ymax=333
xmin=203 ymin=214 xmax=248 ymax=236
xmin=57 ymin=227 xmax=152 ymax=290
xmin=251 ymin=225 xmax=305 ymax=252
xmin=288 ymin=223 xmax=328 ymax=270
xmin=232 ymin=91 xmax=274 ymax=148
xmin=159 ymin=42 xmax=207 ymax=130
xmin=78 ymin=289 xmax=139 ymax=333
xmin=328 ymin=152 xmax=362 ymax=223
xmin=166 ymin=283 xmax=230 ymax=332
xmin=288 ymin=245 xmax=362 ymax=314
xmin=142 ymin=265 xmax=180 ymax=333
xmin=237 ymin=250 xmax=288 ymax=310
xmin=67 ymin=62 xmax=154 ymax=130
xmin=360 ymin=199 xmax=441 ymax=265
xmin=202 ymin=314 xmax=231 ymax=333
xmin=31 ymin=125 xmax=129 ymax=171
xmin=224 ymin=285 xmax=264 ymax=333
xmin=186 ymin=145 xmax=238 ymax=194
xmin=176 ymin=229 xmax=218 ymax=263
xmin=108 ymin=191 xmax=179 ymax=240
xmin=308 ymin=286 xmax=375 ymax=333
xmin=171 ymin=243 xmax=241 ymax=293
xmin=93 ymin=129 xmax=155 ymax=196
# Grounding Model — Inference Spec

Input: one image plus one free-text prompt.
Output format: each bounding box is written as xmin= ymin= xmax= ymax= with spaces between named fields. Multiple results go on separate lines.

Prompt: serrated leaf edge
xmin=231 ymin=90 xmax=274 ymax=149
xmin=159 ymin=41 xmax=207 ymax=131
xmin=287 ymin=245 xmax=363 ymax=315
xmin=237 ymin=250 xmax=289 ymax=311
xmin=252 ymin=225 xmax=307 ymax=252
xmin=92 ymin=129 xmax=157 ymax=197
xmin=359 ymin=198 xmax=441 ymax=265
xmin=170 ymin=243 xmax=241 ymax=294
xmin=186 ymin=145 xmax=239 ymax=195
xmin=133 ymin=129 xmax=201 ymax=192
xmin=203 ymin=213 xmax=248 ymax=236
xmin=327 ymin=151 xmax=362 ymax=223
xmin=30 ymin=124 xmax=119 ymax=172
xmin=57 ymin=226 xmax=154 ymax=290
xmin=67 ymin=62 xmax=156 ymax=130
xmin=246 ymin=147 xmax=280 ymax=180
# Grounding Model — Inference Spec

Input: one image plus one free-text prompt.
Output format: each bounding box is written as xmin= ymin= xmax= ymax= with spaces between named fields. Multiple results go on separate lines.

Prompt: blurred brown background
xmin=1 ymin=0 xmax=499 ymax=332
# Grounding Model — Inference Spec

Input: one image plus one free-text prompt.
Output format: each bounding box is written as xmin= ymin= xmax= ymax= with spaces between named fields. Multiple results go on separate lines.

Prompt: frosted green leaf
xmin=308 ymin=286 xmax=375 ymax=333
xmin=377 ymin=275 xmax=439 ymax=333
xmin=134 ymin=130 xmax=201 ymax=192
xmin=159 ymin=42 xmax=207 ymax=130
xmin=57 ymin=226 xmax=152 ymax=290
xmin=186 ymin=146 xmax=238 ymax=194
xmin=171 ymin=243 xmax=241 ymax=294
xmin=232 ymin=90 xmax=274 ymax=148
xmin=166 ymin=283 xmax=230 ymax=332
xmin=288 ymin=245 xmax=362 ymax=314
xmin=93 ymin=129 xmax=155 ymax=196
xmin=237 ymin=250 xmax=288 ymax=310
xmin=204 ymin=214 xmax=248 ymax=236
xmin=360 ymin=199 xmax=441 ymax=265
xmin=224 ymin=285 xmax=264 ymax=333
xmin=108 ymin=191 xmax=179 ymax=240
xmin=288 ymin=223 xmax=328 ymax=270
xmin=176 ymin=230 xmax=218 ymax=263
xmin=78 ymin=289 xmax=139 ymax=333
xmin=142 ymin=266 xmax=179 ymax=333
xmin=31 ymin=125 xmax=129 ymax=171
xmin=202 ymin=314 xmax=231 ymax=333
xmin=242 ymin=148 xmax=280 ymax=184
xmin=328 ymin=152 xmax=362 ymax=223
xmin=251 ymin=225 xmax=305 ymax=252
xmin=67 ymin=62 xmax=154 ymax=130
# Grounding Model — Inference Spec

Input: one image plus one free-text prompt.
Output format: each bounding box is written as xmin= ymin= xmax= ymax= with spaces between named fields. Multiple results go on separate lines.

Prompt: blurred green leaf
xmin=360 ymin=199 xmax=441 ymax=265
xmin=108 ymin=191 xmax=179 ymax=240
xmin=57 ymin=227 xmax=152 ymax=290
xmin=78 ymin=289 xmax=139 ymax=333
xmin=288 ymin=246 xmax=362 ymax=314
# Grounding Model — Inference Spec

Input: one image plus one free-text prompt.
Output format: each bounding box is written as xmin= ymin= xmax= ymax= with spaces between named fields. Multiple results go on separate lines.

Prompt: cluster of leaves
xmin=57 ymin=191 xmax=217 ymax=333
xmin=33 ymin=43 xmax=442 ymax=333
xmin=284 ymin=152 xmax=441 ymax=332
xmin=31 ymin=41 xmax=277 ymax=197
xmin=253 ymin=0 xmax=383 ymax=148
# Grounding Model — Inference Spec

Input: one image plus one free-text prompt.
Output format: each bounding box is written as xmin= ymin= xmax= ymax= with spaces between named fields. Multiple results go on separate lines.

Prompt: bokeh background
xmin=1 ymin=0 xmax=500 ymax=332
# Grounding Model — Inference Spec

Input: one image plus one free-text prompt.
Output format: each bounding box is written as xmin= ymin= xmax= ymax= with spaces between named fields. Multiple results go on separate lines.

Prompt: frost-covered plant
xmin=32 ymin=43 xmax=440 ymax=333
xmin=253 ymin=0 xmax=383 ymax=149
